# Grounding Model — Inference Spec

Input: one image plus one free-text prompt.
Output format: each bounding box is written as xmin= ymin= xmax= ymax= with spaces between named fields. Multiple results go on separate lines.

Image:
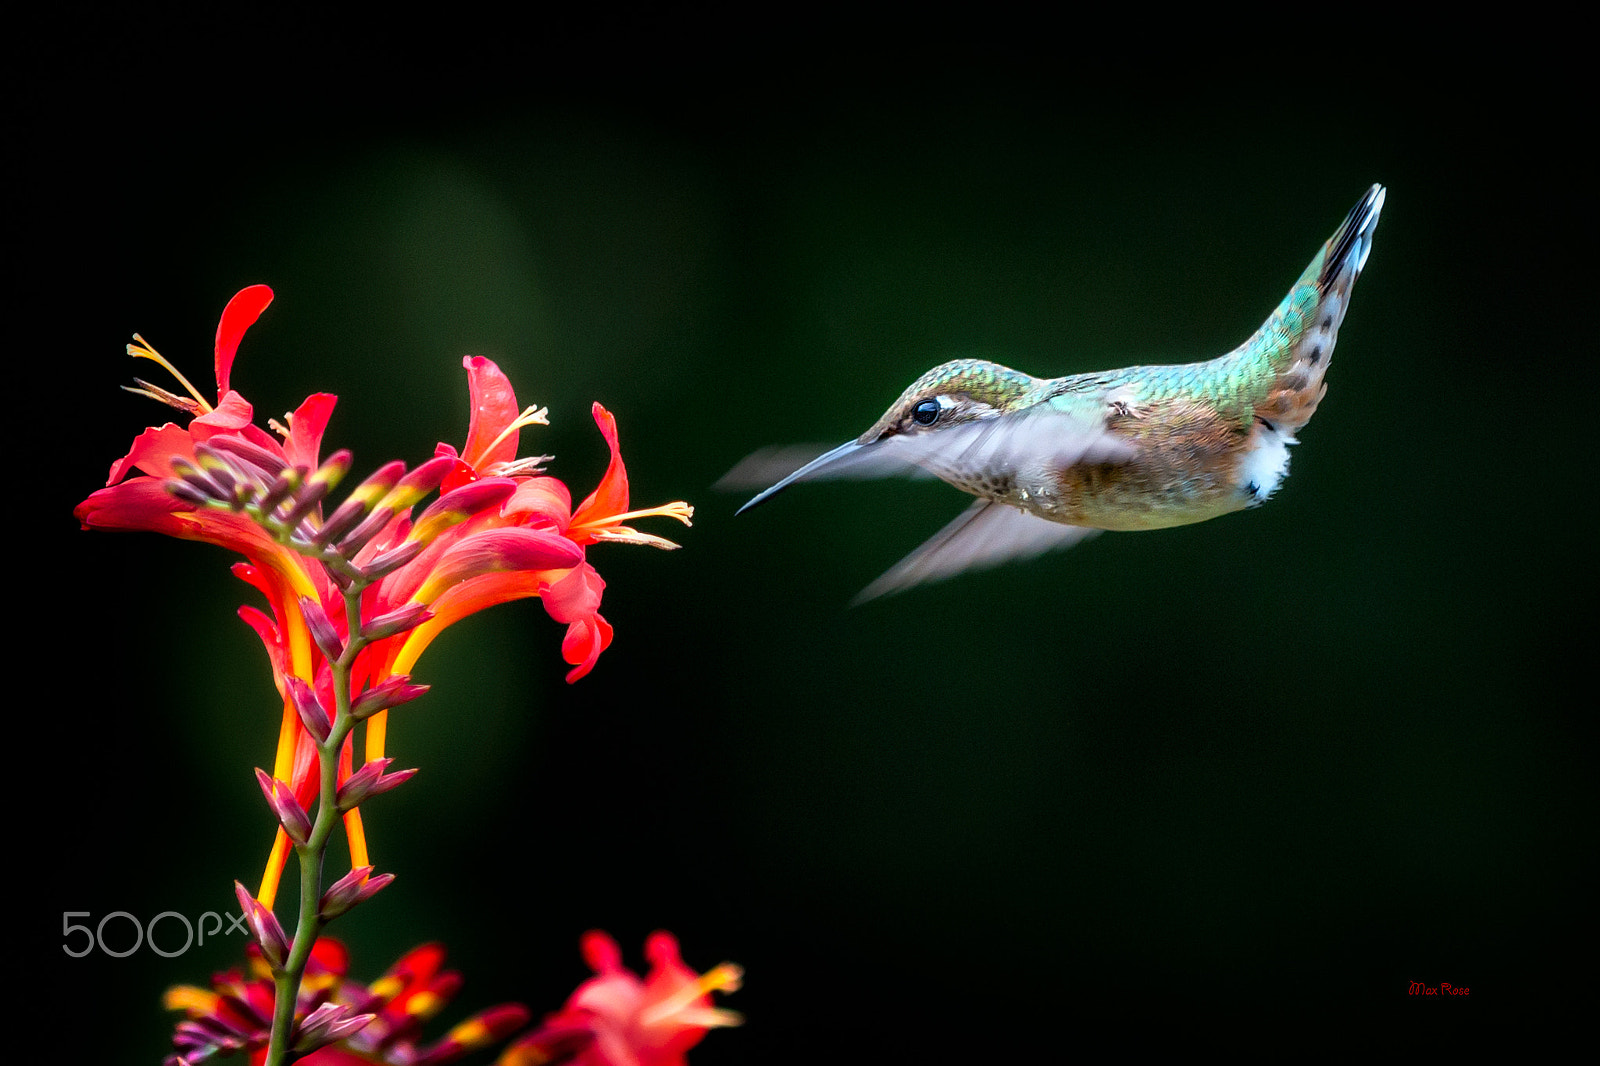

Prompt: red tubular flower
xmin=501 ymin=931 xmax=742 ymax=1066
xmin=75 ymin=288 xmax=693 ymax=907
xmin=164 ymin=939 xmax=530 ymax=1066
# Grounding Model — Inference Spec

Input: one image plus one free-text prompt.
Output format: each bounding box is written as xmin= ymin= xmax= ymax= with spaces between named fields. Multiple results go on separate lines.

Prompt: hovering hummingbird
xmin=733 ymin=184 xmax=1386 ymax=601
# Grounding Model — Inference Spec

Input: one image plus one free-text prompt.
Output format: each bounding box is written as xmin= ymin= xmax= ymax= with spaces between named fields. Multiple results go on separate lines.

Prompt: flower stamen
xmin=572 ymin=500 xmax=695 ymax=549
xmin=602 ymin=501 xmax=695 ymax=528
xmin=638 ymin=962 xmax=745 ymax=1028
xmin=126 ymin=334 xmax=214 ymax=414
xmin=479 ymin=403 xmax=551 ymax=465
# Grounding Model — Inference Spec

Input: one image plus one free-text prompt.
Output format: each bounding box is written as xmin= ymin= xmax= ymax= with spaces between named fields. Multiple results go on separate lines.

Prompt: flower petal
xmin=560 ymin=614 xmax=613 ymax=683
xmin=281 ymin=392 xmax=339 ymax=471
xmin=540 ymin=563 xmax=605 ymax=625
xmin=412 ymin=528 xmax=583 ymax=605
xmin=214 ymin=285 xmax=273 ymax=398
xmin=571 ymin=403 xmax=630 ymax=529
xmin=459 ymin=356 xmax=523 ymax=472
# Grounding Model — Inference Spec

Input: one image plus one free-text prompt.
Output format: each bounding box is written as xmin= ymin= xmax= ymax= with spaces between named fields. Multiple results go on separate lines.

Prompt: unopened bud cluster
xmin=167 ymin=443 xmax=465 ymax=585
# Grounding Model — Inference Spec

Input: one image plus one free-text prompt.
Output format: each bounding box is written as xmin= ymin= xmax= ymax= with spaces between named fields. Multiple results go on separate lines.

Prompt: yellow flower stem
xmin=257 ymin=830 xmax=292 ymax=913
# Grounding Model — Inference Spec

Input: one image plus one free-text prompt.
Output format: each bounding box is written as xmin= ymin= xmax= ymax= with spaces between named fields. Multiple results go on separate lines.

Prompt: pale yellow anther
xmin=638 ymin=963 xmax=745 ymax=1028
xmin=479 ymin=404 xmax=551 ymax=466
xmin=578 ymin=500 xmax=695 ymax=549
xmin=127 ymin=334 xmax=214 ymax=415
xmin=604 ymin=501 xmax=695 ymax=527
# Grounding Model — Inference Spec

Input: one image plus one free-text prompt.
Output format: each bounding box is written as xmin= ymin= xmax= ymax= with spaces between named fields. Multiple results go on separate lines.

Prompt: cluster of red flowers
xmin=165 ymin=931 xmax=740 ymax=1066
xmin=75 ymin=286 xmax=692 ymax=905
xmin=76 ymin=288 xmax=736 ymax=1065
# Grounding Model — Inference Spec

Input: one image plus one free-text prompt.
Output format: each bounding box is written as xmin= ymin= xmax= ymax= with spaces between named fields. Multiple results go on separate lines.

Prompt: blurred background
xmin=27 ymin=12 xmax=1588 ymax=1058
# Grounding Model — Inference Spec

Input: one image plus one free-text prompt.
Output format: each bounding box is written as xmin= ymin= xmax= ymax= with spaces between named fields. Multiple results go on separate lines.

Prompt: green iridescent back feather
xmin=1048 ymin=231 xmax=1333 ymax=421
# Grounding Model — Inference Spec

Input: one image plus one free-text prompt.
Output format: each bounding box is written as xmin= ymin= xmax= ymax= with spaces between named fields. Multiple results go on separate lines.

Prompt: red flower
xmin=75 ymin=287 xmax=692 ymax=905
xmin=165 ymin=939 xmax=528 ymax=1065
xmin=502 ymin=931 xmax=742 ymax=1066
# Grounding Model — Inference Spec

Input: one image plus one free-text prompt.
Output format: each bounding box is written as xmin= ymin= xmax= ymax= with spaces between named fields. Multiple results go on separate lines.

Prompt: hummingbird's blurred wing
xmin=853 ymin=499 xmax=1097 ymax=603
xmin=890 ymin=403 xmax=1135 ymax=486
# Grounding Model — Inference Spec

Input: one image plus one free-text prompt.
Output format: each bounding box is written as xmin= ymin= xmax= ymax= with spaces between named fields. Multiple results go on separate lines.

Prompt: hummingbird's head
xmin=734 ymin=359 xmax=1042 ymax=514
xmin=856 ymin=358 xmax=1040 ymax=445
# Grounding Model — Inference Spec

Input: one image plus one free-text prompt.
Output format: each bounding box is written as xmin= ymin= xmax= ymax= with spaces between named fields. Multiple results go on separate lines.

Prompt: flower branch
xmin=77 ymin=285 xmax=709 ymax=1065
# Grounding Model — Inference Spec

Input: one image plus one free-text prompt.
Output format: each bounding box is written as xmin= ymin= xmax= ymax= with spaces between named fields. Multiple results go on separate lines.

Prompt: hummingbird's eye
xmin=911 ymin=398 xmax=941 ymax=426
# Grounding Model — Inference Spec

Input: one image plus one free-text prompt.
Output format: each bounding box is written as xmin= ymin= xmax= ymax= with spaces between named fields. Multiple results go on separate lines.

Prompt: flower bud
xmin=408 ymin=477 xmax=518 ymax=547
xmin=299 ymin=595 xmax=344 ymax=662
xmin=350 ymin=676 xmax=429 ymax=720
xmin=254 ymin=768 xmax=312 ymax=845
xmin=313 ymin=460 xmax=406 ymax=548
xmin=335 ymin=758 xmax=417 ymax=812
xmin=279 ymin=450 xmax=351 ymax=531
xmin=319 ymin=865 xmax=395 ymax=920
xmin=233 ymin=882 xmax=290 ymax=971
xmin=293 ymin=1002 xmax=376 ymax=1052
xmin=359 ymin=603 xmax=433 ymax=642
xmin=284 ymin=675 xmax=331 ymax=742
xmin=356 ymin=539 xmax=424 ymax=580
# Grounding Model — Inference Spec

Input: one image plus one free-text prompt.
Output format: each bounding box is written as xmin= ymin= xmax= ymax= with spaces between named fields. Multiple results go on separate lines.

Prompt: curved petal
xmin=192 ymin=391 xmax=258 ymax=437
xmin=560 ymin=614 xmax=613 ymax=683
xmin=571 ymin=402 xmax=630 ymax=529
xmin=103 ymin=424 xmax=195 ymax=486
xmin=540 ymin=562 xmax=605 ymax=624
xmin=411 ymin=528 xmax=583 ymax=605
xmin=214 ymin=285 xmax=273 ymax=398
xmin=503 ymin=476 xmax=573 ymax=529
xmin=281 ymin=392 xmax=339 ymax=471
xmin=459 ymin=356 xmax=523 ymax=472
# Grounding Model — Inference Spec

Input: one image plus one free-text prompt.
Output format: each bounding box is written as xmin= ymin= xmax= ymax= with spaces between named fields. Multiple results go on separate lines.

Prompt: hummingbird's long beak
xmin=735 ymin=439 xmax=871 ymax=514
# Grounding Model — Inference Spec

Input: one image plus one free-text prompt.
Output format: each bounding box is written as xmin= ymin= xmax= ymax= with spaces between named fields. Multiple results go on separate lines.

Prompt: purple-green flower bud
xmin=279 ymin=450 xmax=352 ymax=532
xmin=359 ymin=603 xmax=433 ymax=643
xmin=357 ymin=539 xmax=425 ymax=580
xmin=335 ymin=758 xmax=418 ymax=812
xmin=350 ymin=676 xmax=429 ymax=720
xmin=233 ymin=881 xmax=290 ymax=971
xmin=167 ymin=457 xmax=233 ymax=506
xmin=193 ymin=449 xmax=241 ymax=500
xmin=166 ymin=480 xmax=214 ymax=508
xmin=318 ymin=865 xmax=395 ymax=920
xmin=254 ymin=769 xmax=312 ymax=845
xmin=299 ymin=595 xmax=344 ymax=662
xmin=333 ymin=506 xmax=399 ymax=556
xmin=378 ymin=454 xmax=455 ymax=514
xmin=293 ymin=1002 xmax=376 ymax=1052
xmin=313 ymin=460 xmax=406 ymax=548
xmin=408 ymin=478 xmax=518 ymax=547
xmin=284 ymin=676 xmax=331 ymax=742
xmin=255 ymin=467 xmax=304 ymax=517
xmin=206 ymin=435 xmax=289 ymax=480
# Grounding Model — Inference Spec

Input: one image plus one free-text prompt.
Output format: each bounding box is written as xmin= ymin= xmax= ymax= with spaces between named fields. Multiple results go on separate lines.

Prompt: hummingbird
xmin=733 ymin=184 xmax=1386 ymax=602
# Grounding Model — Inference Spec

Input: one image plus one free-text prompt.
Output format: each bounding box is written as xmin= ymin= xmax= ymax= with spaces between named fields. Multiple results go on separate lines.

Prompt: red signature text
xmin=1408 ymin=981 xmax=1470 ymax=996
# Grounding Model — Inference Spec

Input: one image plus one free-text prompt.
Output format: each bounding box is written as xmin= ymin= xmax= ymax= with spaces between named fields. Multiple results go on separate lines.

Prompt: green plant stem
xmin=262 ymin=578 xmax=370 ymax=1066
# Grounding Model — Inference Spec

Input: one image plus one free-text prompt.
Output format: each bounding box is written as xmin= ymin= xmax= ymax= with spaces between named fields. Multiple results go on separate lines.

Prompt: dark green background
xmin=30 ymin=14 xmax=1587 ymax=1059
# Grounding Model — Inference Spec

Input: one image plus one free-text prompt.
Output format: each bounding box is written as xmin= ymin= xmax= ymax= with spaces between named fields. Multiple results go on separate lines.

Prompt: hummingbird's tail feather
xmin=853 ymin=500 xmax=1096 ymax=604
xmin=1249 ymin=183 xmax=1386 ymax=435
xmin=1322 ymin=183 xmax=1386 ymax=291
